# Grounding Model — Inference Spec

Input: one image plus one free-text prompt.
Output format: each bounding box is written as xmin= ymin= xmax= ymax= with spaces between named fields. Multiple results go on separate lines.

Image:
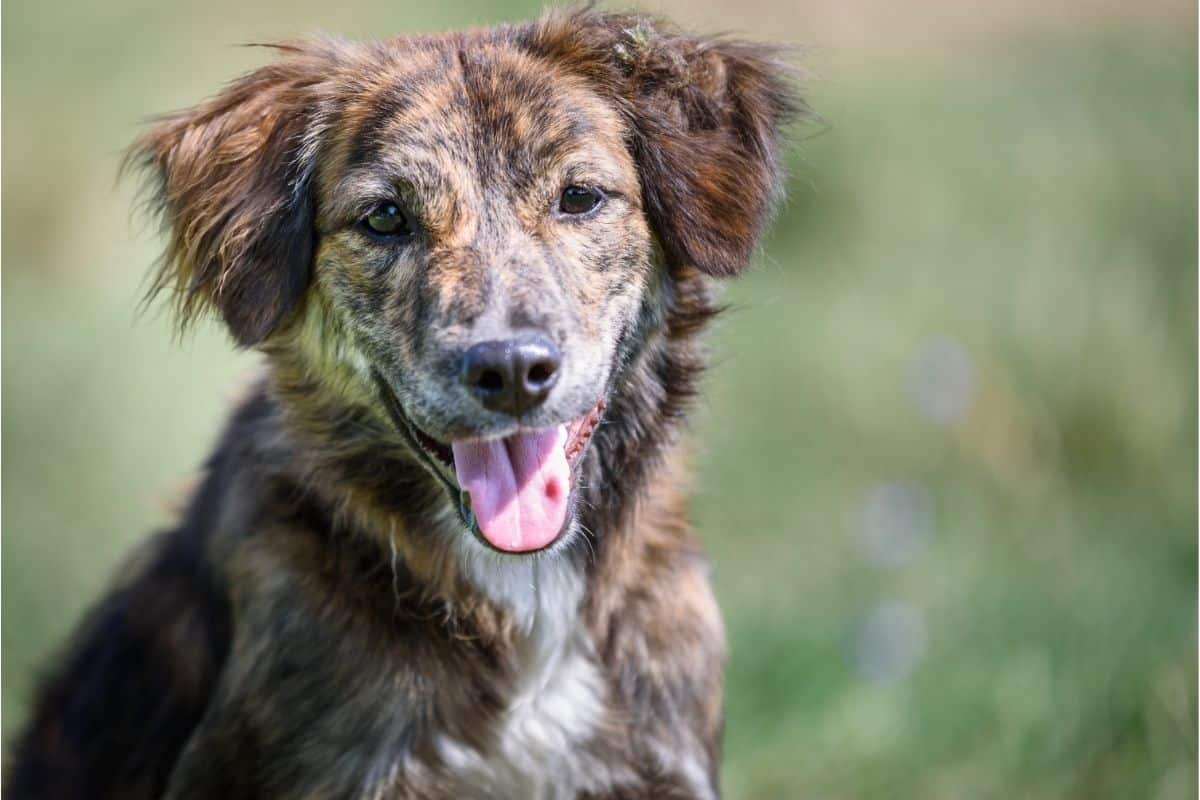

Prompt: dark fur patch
xmin=2 ymin=397 xmax=260 ymax=798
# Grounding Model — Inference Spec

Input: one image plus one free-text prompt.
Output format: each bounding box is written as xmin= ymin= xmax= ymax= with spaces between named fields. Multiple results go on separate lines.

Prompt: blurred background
xmin=3 ymin=0 xmax=1196 ymax=796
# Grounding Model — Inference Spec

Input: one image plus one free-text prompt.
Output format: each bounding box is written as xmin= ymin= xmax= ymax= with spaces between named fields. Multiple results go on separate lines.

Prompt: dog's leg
xmin=4 ymin=528 xmax=230 ymax=800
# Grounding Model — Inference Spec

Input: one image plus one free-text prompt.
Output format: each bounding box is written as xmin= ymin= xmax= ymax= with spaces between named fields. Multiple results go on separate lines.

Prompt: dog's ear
xmin=128 ymin=47 xmax=327 ymax=346
xmin=525 ymin=9 xmax=804 ymax=277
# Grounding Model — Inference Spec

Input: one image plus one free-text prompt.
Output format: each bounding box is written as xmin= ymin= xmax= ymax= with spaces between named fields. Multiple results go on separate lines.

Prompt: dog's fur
xmin=6 ymin=8 xmax=800 ymax=799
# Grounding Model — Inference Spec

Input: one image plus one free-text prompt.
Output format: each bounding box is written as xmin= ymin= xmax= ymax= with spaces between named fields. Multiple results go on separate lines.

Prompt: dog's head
xmin=132 ymin=9 xmax=799 ymax=555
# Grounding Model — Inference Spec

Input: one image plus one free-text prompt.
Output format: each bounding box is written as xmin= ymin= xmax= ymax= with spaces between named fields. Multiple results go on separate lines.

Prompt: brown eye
xmin=558 ymin=185 xmax=603 ymax=215
xmin=362 ymin=202 xmax=412 ymax=238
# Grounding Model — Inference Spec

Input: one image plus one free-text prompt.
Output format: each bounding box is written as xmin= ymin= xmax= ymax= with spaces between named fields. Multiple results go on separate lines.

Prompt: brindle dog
xmin=7 ymin=8 xmax=801 ymax=799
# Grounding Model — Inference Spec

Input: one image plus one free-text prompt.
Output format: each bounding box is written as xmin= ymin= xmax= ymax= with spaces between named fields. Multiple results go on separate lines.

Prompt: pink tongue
xmin=451 ymin=426 xmax=570 ymax=552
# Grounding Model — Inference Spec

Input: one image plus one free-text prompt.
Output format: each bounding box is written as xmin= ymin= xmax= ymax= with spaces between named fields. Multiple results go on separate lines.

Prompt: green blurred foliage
xmin=3 ymin=1 xmax=1196 ymax=797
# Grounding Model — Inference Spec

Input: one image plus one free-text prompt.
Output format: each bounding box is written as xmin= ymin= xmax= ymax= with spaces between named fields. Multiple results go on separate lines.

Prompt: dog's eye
xmin=558 ymin=186 xmax=603 ymax=215
xmin=362 ymin=202 xmax=412 ymax=238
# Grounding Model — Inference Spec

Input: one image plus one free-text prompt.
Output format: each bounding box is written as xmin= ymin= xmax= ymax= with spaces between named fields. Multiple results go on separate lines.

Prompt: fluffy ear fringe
xmin=124 ymin=45 xmax=330 ymax=346
xmin=523 ymin=6 xmax=810 ymax=277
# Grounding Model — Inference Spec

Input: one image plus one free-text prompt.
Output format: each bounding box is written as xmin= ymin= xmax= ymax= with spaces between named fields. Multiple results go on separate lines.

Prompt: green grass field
xmin=3 ymin=1 xmax=1195 ymax=797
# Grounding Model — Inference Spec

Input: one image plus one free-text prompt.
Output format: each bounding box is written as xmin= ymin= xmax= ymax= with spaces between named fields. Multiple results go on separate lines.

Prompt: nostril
xmin=527 ymin=361 xmax=556 ymax=388
xmin=477 ymin=370 xmax=505 ymax=393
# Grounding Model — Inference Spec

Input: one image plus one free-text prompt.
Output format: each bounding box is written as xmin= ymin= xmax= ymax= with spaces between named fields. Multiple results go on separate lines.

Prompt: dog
xmin=6 ymin=7 xmax=800 ymax=798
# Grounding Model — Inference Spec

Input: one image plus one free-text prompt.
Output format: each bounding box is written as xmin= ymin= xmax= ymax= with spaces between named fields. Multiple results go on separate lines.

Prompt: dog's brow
xmin=320 ymin=162 xmax=448 ymax=223
xmin=557 ymin=158 xmax=630 ymax=188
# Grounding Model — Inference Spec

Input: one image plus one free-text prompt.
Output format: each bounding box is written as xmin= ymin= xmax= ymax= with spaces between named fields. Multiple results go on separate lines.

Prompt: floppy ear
xmin=526 ymin=9 xmax=804 ymax=277
xmin=129 ymin=47 xmax=326 ymax=346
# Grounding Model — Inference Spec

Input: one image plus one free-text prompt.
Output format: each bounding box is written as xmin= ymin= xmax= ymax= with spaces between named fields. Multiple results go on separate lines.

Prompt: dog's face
xmin=133 ymin=10 xmax=797 ymax=555
xmin=308 ymin=47 xmax=652 ymax=551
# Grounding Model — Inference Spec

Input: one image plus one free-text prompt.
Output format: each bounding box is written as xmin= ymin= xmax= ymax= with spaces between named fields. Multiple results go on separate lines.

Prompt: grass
xmin=3 ymin=2 xmax=1195 ymax=797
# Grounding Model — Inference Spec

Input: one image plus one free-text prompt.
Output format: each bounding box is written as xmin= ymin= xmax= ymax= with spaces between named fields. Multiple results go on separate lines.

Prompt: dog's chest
xmin=367 ymin=554 xmax=621 ymax=799
xmin=431 ymin=634 xmax=609 ymax=800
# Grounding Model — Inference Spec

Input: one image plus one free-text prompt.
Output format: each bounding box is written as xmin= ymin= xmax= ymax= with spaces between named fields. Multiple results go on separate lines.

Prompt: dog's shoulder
xmin=5 ymin=461 xmax=236 ymax=798
xmin=4 ymin=382 xmax=295 ymax=798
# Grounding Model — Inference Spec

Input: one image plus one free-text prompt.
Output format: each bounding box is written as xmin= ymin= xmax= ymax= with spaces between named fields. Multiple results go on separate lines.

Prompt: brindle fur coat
xmin=7 ymin=8 xmax=801 ymax=798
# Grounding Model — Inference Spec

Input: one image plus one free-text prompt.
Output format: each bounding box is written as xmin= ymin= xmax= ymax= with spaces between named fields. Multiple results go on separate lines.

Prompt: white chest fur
xmin=435 ymin=635 xmax=606 ymax=799
xmin=434 ymin=541 xmax=618 ymax=799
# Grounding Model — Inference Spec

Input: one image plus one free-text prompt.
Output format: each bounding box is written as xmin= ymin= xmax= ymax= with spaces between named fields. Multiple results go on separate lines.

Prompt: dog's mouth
xmin=372 ymin=371 xmax=604 ymax=554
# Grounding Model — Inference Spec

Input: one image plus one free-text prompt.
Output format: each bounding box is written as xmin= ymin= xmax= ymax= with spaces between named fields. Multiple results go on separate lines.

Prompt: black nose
xmin=461 ymin=334 xmax=562 ymax=416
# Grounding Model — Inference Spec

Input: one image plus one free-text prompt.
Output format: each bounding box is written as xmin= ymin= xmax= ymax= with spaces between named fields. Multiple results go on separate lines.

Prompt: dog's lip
xmin=392 ymin=397 xmax=605 ymax=477
xmin=370 ymin=370 xmax=604 ymax=550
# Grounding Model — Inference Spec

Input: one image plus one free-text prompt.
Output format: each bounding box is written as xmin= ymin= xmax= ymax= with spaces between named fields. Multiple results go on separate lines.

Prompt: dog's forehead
xmin=320 ymin=39 xmax=634 ymax=198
